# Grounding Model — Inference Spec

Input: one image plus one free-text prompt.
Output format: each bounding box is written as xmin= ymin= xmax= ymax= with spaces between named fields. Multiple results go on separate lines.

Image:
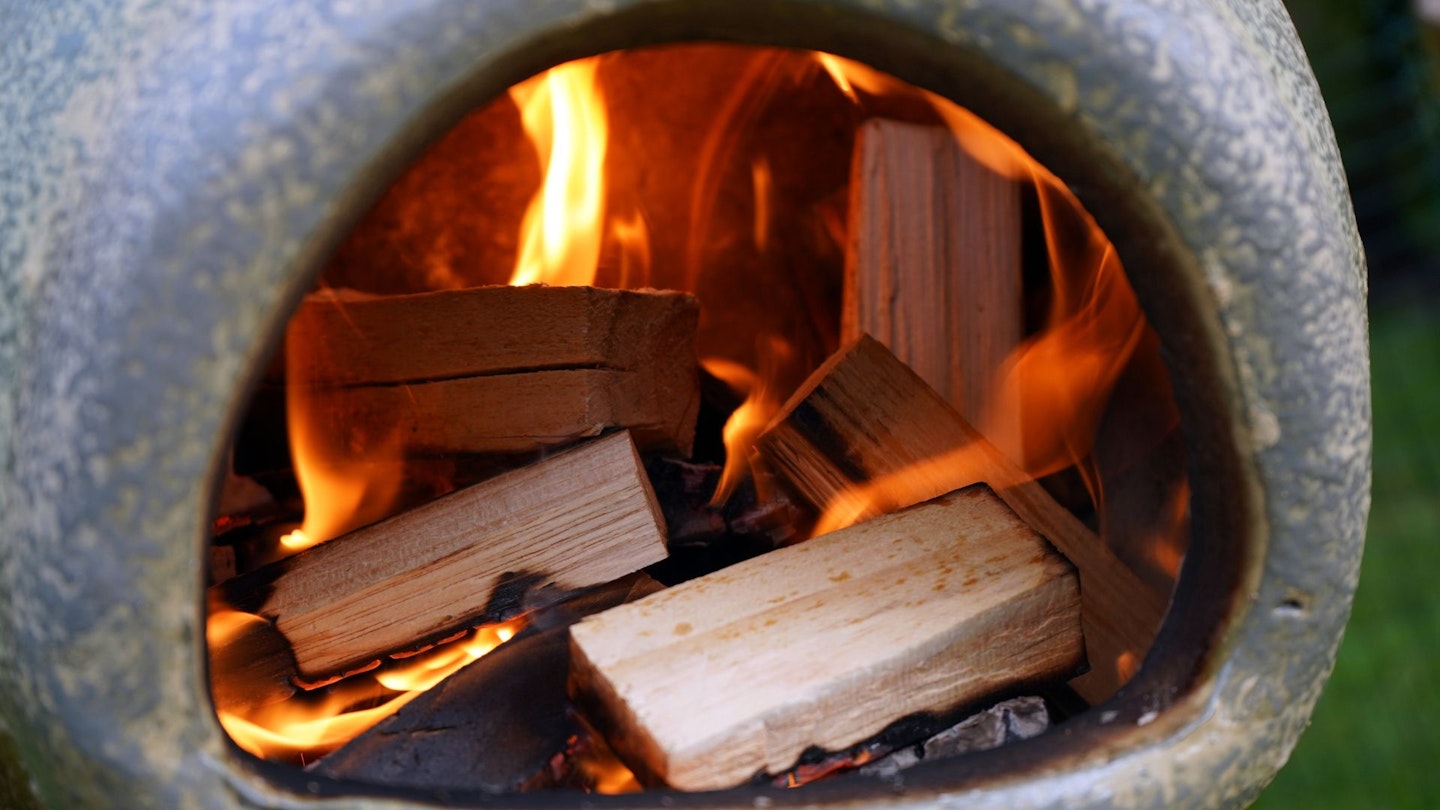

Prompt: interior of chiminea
xmin=207 ymin=43 xmax=1190 ymax=794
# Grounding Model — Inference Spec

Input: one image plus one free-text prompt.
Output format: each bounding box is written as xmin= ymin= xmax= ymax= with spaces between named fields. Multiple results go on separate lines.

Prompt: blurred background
xmin=1257 ymin=1 xmax=1440 ymax=807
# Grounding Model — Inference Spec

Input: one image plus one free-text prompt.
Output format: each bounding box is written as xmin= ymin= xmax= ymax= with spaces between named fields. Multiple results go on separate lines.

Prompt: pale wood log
xmin=569 ymin=486 xmax=1083 ymax=791
xmin=842 ymin=118 xmax=1022 ymax=423
xmin=213 ymin=431 xmax=669 ymax=684
xmin=284 ymin=285 xmax=700 ymax=456
xmin=754 ymin=335 xmax=1167 ymax=703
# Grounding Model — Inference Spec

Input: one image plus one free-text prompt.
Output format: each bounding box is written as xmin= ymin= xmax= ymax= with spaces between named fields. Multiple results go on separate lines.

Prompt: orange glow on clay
xmin=1149 ymin=480 xmax=1192 ymax=579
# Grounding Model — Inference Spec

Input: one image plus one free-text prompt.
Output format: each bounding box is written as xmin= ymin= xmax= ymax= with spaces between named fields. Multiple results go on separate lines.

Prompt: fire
xmin=815 ymin=54 xmax=1032 ymax=179
xmin=570 ymin=728 xmax=644 ymax=794
xmin=979 ymin=182 xmax=1146 ymax=486
xmin=279 ymin=291 xmax=406 ymax=554
xmin=611 ymin=209 xmax=652 ymax=289
xmin=508 ymin=57 xmax=610 ymax=287
xmin=212 ymin=614 xmax=522 ymax=762
xmin=702 ymin=335 xmax=798 ymax=505
xmin=213 ymin=45 xmax=1189 ymax=776
xmin=751 ymin=157 xmax=773 ymax=253
xmin=809 ymin=52 xmax=1153 ymax=534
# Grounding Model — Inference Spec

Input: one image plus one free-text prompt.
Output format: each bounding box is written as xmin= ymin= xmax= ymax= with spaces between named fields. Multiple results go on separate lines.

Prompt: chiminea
xmin=0 ymin=1 xmax=1369 ymax=809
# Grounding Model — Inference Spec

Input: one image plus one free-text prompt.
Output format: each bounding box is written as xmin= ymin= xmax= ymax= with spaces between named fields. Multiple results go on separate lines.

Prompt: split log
xmin=283 ymin=284 xmax=701 ymax=456
xmin=212 ymin=431 xmax=669 ymax=695
xmin=754 ymin=335 xmax=1168 ymax=702
xmin=311 ymin=573 xmax=663 ymax=793
xmin=569 ymin=486 xmax=1084 ymax=791
xmin=842 ymin=118 xmax=1022 ymax=423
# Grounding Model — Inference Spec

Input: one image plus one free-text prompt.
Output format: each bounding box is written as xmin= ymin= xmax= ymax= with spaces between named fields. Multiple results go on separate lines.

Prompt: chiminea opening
xmin=8 ymin=0 xmax=1371 ymax=807
xmin=207 ymin=42 xmax=1210 ymax=799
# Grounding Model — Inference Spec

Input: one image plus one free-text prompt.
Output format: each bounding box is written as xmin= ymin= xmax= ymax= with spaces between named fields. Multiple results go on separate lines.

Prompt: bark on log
xmin=569 ymin=486 xmax=1083 ymax=791
xmin=754 ymin=335 xmax=1167 ymax=703
xmin=842 ymin=118 xmax=1023 ymax=423
xmin=211 ymin=431 xmax=669 ymax=692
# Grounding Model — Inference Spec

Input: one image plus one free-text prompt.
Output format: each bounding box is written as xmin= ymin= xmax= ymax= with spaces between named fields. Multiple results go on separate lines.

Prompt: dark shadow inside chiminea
xmin=207 ymin=43 xmax=1195 ymax=799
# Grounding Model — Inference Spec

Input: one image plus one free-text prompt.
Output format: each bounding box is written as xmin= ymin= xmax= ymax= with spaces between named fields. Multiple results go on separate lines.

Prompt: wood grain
xmin=214 ymin=431 xmax=669 ymax=682
xmin=755 ymin=335 xmax=1168 ymax=703
xmin=284 ymin=285 xmax=700 ymax=456
xmin=842 ymin=119 xmax=1022 ymax=423
xmin=569 ymin=486 xmax=1083 ymax=791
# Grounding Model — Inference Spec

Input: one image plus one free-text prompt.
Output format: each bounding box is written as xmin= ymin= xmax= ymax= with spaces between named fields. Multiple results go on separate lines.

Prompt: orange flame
xmin=280 ymin=292 xmax=406 ymax=554
xmin=215 ymin=46 xmax=1187 ymax=770
xmin=703 ymin=330 xmax=811 ymax=505
xmin=509 ymin=57 xmax=610 ymax=287
xmin=574 ymin=739 xmax=644 ymax=794
xmin=1148 ymin=479 xmax=1190 ymax=580
xmin=751 ymin=156 xmax=773 ymax=253
xmin=808 ymin=52 xmax=1174 ymax=690
xmin=815 ymin=54 xmax=1033 ymax=179
xmin=611 ymin=209 xmax=652 ymax=289
xmin=979 ymin=183 xmax=1146 ymax=487
xmin=810 ymin=52 xmax=1151 ymax=530
xmin=212 ymin=613 xmax=520 ymax=762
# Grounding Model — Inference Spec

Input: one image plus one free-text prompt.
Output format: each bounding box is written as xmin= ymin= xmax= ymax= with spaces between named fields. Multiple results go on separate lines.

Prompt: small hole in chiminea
xmin=207 ymin=43 xmax=1190 ymax=796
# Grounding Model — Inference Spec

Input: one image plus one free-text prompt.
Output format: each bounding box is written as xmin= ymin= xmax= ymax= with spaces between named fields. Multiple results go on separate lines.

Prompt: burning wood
xmin=286 ymin=284 xmax=701 ymax=456
xmin=843 ymin=118 xmax=1023 ymax=423
xmin=857 ymin=696 xmax=1050 ymax=779
xmin=769 ymin=695 xmax=1050 ymax=788
xmin=754 ymin=335 xmax=1168 ymax=701
xmin=212 ymin=431 xmax=669 ymax=695
xmin=568 ymin=486 xmax=1083 ymax=791
xmin=311 ymin=573 xmax=663 ymax=793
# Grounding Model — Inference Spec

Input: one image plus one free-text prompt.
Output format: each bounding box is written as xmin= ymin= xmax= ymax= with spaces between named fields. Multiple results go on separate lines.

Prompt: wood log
xmin=283 ymin=284 xmax=701 ymax=456
xmin=569 ymin=486 xmax=1084 ymax=791
xmin=212 ymin=431 xmax=669 ymax=689
xmin=311 ymin=573 xmax=663 ymax=793
xmin=842 ymin=118 xmax=1022 ymax=423
xmin=754 ymin=335 xmax=1167 ymax=702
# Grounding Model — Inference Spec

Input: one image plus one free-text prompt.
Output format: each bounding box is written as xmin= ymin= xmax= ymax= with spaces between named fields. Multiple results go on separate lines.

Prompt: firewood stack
xmin=208 ymin=120 xmax=1172 ymax=794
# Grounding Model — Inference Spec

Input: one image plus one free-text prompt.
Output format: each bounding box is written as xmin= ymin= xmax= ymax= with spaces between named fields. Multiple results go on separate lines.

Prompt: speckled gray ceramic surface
xmin=0 ymin=1 xmax=1368 ymax=807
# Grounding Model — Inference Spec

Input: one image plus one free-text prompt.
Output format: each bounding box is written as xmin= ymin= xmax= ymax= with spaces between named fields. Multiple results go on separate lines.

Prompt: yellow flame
xmin=703 ymin=335 xmax=796 ymax=504
xmin=509 ymin=57 xmax=610 ymax=286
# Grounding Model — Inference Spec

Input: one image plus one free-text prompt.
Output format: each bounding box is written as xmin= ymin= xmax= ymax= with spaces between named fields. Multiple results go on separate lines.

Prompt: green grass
xmin=1254 ymin=300 xmax=1440 ymax=808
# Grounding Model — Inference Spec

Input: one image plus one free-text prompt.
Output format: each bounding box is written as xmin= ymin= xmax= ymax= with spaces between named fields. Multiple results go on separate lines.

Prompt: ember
xmin=208 ymin=42 xmax=1187 ymax=793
